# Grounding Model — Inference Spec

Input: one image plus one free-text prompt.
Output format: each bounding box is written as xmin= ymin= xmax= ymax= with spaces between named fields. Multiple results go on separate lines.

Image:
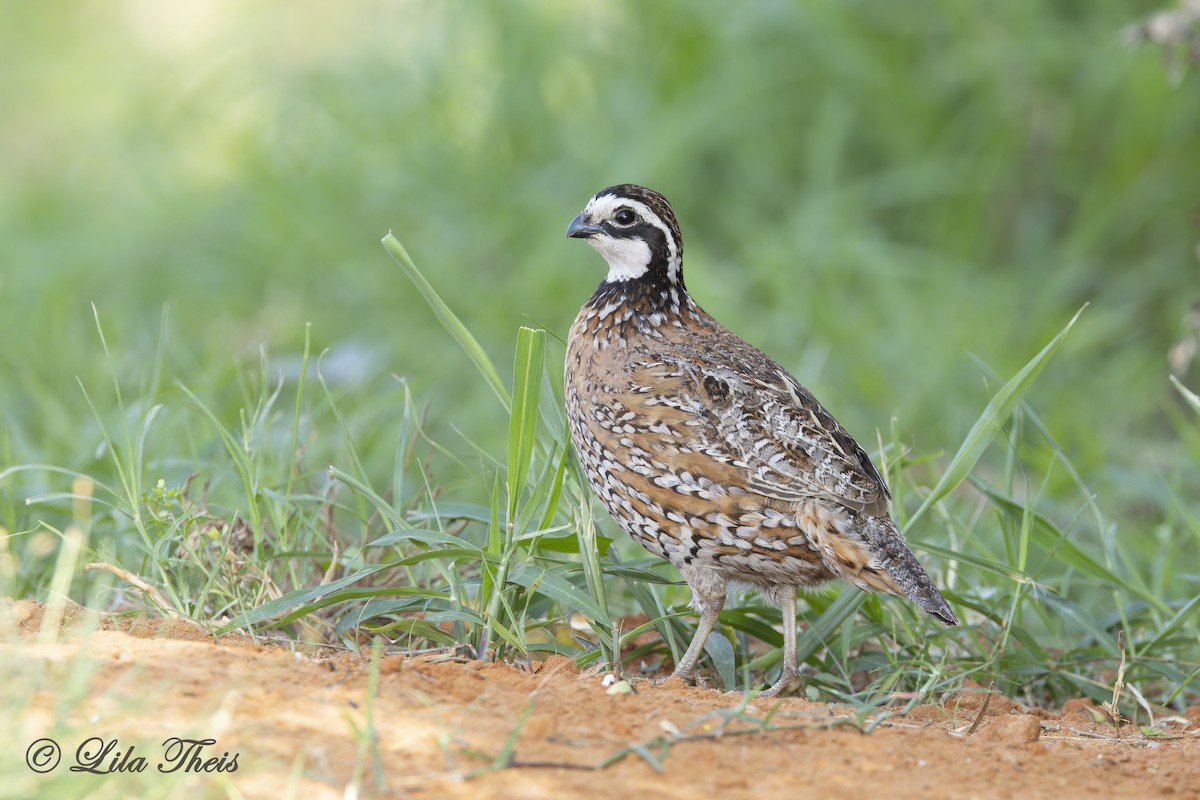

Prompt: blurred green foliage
xmin=1 ymin=2 xmax=1198 ymax=628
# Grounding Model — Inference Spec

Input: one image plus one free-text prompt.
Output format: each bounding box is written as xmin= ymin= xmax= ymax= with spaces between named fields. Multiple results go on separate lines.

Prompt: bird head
xmin=567 ymin=184 xmax=684 ymax=287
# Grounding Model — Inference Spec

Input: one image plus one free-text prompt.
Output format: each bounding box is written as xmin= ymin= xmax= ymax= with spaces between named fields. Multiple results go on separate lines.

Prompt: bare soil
xmin=5 ymin=600 xmax=1198 ymax=799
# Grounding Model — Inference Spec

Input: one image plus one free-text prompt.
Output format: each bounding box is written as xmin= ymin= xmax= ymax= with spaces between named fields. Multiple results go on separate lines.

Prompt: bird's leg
xmin=672 ymin=569 xmax=727 ymax=685
xmin=759 ymin=586 xmax=803 ymax=697
xmin=671 ymin=597 xmax=723 ymax=684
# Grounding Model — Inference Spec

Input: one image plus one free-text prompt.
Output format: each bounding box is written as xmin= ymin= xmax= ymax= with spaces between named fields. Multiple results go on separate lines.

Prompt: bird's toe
xmin=757 ymin=668 xmax=804 ymax=698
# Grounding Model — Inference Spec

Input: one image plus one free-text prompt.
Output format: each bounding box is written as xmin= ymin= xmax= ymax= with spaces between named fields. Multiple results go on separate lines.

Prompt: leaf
xmin=917 ymin=541 xmax=1038 ymax=583
xmin=1170 ymin=375 xmax=1200 ymax=416
xmin=795 ymin=588 xmax=867 ymax=665
xmin=536 ymin=421 xmax=573 ymax=532
xmin=368 ymin=617 xmax=459 ymax=645
xmin=702 ymin=629 xmax=736 ymax=690
xmin=410 ymin=502 xmax=505 ymax=527
xmin=364 ymin=528 xmax=483 ymax=553
xmin=391 ymin=547 xmax=497 ymax=567
xmin=719 ymin=607 xmax=785 ymax=646
xmin=508 ymin=562 xmax=607 ymax=624
xmin=905 ymin=305 xmax=1086 ymax=532
xmin=219 ymin=561 xmax=402 ymax=632
xmin=424 ymin=608 xmax=487 ymax=626
xmin=971 ymin=478 xmax=1168 ymax=612
xmin=602 ymin=564 xmax=680 ymax=585
xmin=381 ymin=232 xmax=509 ymax=410
xmin=1141 ymin=593 xmax=1200 ymax=654
xmin=486 ymin=613 xmax=525 ymax=652
xmin=256 ymin=586 xmax=447 ymax=632
xmin=0 ymin=464 xmax=119 ymax=499
xmin=529 ymin=532 xmax=581 ymax=554
xmin=507 ymin=326 xmax=545 ymax=518
xmin=23 ymin=492 xmax=120 ymax=511
xmin=538 ymin=371 xmax=568 ymax=446
xmin=334 ymin=598 xmax=430 ymax=633
xmin=626 ymin=571 xmax=684 ymax=663
xmin=328 ymin=466 xmax=407 ymax=531
xmin=520 ymin=432 xmax=570 ymax=536
xmin=1139 ymin=727 xmax=1183 ymax=740
xmin=1038 ymin=594 xmax=1120 ymax=654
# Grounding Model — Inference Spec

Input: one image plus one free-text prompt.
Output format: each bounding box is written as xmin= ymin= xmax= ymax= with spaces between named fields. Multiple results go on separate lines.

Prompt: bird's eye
xmin=614 ymin=208 xmax=636 ymax=226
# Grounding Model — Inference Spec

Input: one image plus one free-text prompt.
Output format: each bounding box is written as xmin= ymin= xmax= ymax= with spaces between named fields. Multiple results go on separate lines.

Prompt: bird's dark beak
xmin=567 ymin=214 xmax=602 ymax=239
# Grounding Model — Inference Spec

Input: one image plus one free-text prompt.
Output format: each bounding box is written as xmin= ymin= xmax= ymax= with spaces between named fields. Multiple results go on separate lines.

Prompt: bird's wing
xmin=726 ymin=366 xmax=891 ymax=511
xmin=644 ymin=342 xmax=891 ymax=513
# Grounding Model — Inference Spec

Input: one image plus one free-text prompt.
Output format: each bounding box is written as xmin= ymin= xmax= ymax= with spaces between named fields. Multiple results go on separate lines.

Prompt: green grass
xmin=6 ymin=229 xmax=1197 ymax=719
xmin=2 ymin=0 xmax=1199 ymax=726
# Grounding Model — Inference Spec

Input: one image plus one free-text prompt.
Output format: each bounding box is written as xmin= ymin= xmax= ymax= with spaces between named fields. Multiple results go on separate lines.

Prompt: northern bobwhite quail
xmin=563 ymin=184 xmax=957 ymax=696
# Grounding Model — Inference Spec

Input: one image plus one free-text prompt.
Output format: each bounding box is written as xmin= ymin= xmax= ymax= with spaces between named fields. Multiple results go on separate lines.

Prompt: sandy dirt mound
xmin=4 ymin=600 xmax=1198 ymax=799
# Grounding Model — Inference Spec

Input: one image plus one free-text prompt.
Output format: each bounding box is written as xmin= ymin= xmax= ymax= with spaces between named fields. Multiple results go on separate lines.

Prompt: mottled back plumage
xmin=564 ymin=184 xmax=956 ymax=694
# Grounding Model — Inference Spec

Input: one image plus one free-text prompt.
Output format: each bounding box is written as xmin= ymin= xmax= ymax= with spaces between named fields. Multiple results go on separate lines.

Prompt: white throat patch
xmin=580 ymin=194 xmax=680 ymax=284
xmin=588 ymin=235 xmax=652 ymax=282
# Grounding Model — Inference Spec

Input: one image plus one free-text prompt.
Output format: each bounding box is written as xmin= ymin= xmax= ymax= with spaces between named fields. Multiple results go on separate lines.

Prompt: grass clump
xmin=5 ymin=232 xmax=1196 ymax=724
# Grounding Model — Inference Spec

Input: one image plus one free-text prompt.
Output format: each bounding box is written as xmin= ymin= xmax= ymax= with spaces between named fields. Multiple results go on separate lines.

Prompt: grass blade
xmin=329 ymin=466 xmax=407 ymax=531
xmin=971 ymin=478 xmax=1168 ymax=612
xmin=364 ymin=528 xmax=484 ymax=552
xmin=1170 ymin=375 xmax=1200 ymax=415
xmin=219 ymin=561 xmax=407 ymax=632
xmin=507 ymin=326 xmax=545 ymax=521
xmin=381 ymin=232 xmax=509 ymax=410
xmin=1141 ymin=593 xmax=1200 ymax=654
xmin=905 ymin=305 xmax=1086 ymax=532
xmin=794 ymin=588 xmax=866 ymax=665
xmin=508 ymin=562 xmax=607 ymax=624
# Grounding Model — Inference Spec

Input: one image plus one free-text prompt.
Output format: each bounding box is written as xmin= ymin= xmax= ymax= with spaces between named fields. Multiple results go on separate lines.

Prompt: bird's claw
xmin=757 ymin=668 xmax=803 ymax=698
xmin=668 ymin=670 xmax=714 ymax=690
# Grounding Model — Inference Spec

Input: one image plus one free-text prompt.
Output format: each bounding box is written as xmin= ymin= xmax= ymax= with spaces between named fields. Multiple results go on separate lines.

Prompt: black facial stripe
xmin=641 ymin=224 xmax=672 ymax=268
xmin=601 ymin=222 xmax=671 ymax=265
xmin=594 ymin=184 xmax=683 ymax=259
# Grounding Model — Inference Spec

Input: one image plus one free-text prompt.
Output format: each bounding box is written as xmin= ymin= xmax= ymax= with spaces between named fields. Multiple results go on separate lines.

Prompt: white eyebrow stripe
xmin=583 ymin=194 xmax=681 ymax=282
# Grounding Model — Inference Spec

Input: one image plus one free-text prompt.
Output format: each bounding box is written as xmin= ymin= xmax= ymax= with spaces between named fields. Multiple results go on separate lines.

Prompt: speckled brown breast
xmin=564 ymin=284 xmax=839 ymax=588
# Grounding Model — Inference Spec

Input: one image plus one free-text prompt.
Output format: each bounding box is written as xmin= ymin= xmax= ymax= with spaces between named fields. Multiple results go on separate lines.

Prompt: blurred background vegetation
xmin=1 ymin=0 xmax=1198 ymax=704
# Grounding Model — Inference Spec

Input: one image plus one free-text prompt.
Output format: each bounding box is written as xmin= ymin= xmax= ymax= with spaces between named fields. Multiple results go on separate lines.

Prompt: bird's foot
xmin=757 ymin=668 xmax=803 ymax=698
xmin=667 ymin=669 xmax=714 ymax=690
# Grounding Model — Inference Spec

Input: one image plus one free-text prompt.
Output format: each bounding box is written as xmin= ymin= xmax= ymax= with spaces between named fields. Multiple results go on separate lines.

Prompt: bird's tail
xmin=857 ymin=516 xmax=958 ymax=626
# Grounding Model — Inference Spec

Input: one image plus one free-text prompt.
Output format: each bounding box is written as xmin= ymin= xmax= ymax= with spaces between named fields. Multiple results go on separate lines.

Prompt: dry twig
xmin=84 ymin=561 xmax=178 ymax=616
